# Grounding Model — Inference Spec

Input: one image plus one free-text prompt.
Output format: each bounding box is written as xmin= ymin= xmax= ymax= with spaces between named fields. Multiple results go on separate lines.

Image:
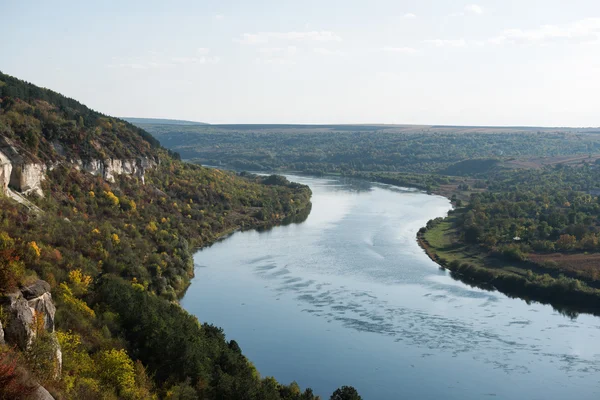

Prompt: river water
xmin=181 ymin=175 xmax=600 ymax=399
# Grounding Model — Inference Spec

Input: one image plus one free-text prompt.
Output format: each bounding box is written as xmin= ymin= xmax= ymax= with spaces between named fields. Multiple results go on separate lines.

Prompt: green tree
xmin=330 ymin=386 xmax=362 ymax=400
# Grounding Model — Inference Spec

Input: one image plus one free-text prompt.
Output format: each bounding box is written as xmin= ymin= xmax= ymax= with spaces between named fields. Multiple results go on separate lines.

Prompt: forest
xmin=0 ymin=72 xmax=362 ymax=399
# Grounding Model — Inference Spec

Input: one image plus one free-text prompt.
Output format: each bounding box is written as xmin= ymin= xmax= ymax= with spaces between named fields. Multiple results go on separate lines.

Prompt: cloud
xmin=449 ymin=4 xmax=484 ymax=17
xmin=258 ymin=46 xmax=298 ymax=56
xmin=465 ymin=4 xmax=484 ymax=15
xmin=254 ymin=57 xmax=296 ymax=65
xmin=402 ymin=13 xmax=417 ymax=19
xmin=313 ymin=47 xmax=346 ymax=56
xmin=255 ymin=46 xmax=298 ymax=65
xmin=490 ymin=18 xmax=600 ymax=45
xmin=107 ymin=63 xmax=151 ymax=70
xmin=107 ymin=61 xmax=176 ymax=69
xmin=380 ymin=46 xmax=417 ymax=54
xmin=171 ymin=56 xmax=220 ymax=65
xmin=107 ymin=53 xmax=220 ymax=69
xmin=213 ymin=14 xmax=224 ymax=20
xmin=235 ymin=31 xmax=342 ymax=45
xmin=424 ymin=39 xmax=468 ymax=47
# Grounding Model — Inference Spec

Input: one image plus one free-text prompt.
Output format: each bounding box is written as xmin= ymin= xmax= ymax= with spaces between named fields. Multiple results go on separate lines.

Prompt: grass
xmin=421 ymin=214 xmax=485 ymax=266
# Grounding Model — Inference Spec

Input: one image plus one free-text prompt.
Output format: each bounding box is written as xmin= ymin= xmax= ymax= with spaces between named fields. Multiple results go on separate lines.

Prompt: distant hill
xmin=124 ymin=117 xmax=208 ymax=126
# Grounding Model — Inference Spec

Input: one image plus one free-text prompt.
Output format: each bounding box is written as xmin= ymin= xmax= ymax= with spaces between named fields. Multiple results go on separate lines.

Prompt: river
xmin=181 ymin=175 xmax=600 ymax=400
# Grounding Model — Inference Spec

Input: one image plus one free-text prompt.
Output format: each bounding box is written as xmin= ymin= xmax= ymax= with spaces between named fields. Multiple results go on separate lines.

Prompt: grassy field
xmin=420 ymin=214 xmax=485 ymax=266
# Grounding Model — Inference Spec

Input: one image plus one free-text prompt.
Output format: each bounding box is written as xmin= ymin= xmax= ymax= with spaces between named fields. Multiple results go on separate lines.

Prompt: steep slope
xmin=0 ymin=72 xmax=321 ymax=400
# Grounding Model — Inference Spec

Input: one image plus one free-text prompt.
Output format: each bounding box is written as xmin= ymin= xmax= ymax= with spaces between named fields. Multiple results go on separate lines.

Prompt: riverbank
xmin=418 ymin=212 xmax=600 ymax=317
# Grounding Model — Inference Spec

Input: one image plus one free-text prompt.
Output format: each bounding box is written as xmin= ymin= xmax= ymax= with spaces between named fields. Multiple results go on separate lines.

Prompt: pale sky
xmin=2 ymin=0 xmax=600 ymax=126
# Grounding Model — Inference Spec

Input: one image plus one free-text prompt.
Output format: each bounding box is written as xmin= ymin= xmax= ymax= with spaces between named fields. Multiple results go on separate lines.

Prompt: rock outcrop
xmin=3 ymin=293 xmax=35 ymax=349
xmin=0 ymin=320 xmax=4 ymax=345
xmin=0 ymin=149 xmax=12 ymax=195
xmin=74 ymin=157 xmax=157 ymax=184
xmin=0 ymin=137 xmax=46 ymax=197
xmin=30 ymin=385 xmax=56 ymax=400
xmin=2 ymin=280 xmax=57 ymax=349
xmin=22 ymin=280 xmax=56 ymax=333
xmin=10 ymin=163 xmax=46 ymax=197
xmin=1 ymin=280 xmax=61 ymax=378
xmin=1 ymin=133 xmax=157 ymax=198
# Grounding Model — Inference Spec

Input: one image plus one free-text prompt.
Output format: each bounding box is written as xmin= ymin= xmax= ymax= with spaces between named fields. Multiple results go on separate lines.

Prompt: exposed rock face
xmin=0 ymin=150 xmax=12 ymax=195
xmin=103 ymin=157 xmax=156 ymax=184
xmin=73 ymin=157 xmax=156 ymax=184
xmin=81 ymin=159 xmax=104 ymax=177
xmin=29 ymin=385 xmax=56 ymax=400
xmin=21 ymin=280 xmax=52 ymax=300
xmin=23 ymin=281 xmax=56 ymax=333
xmin=10 ymin=163 xmax=46 ymax=197
xmin=1 ymin=280 xmax=61 ymax=378
xmin=103 ymin=159 xmax=123 ymax=183
xmin=1 ymin=134 xmax=157 ymax=197
xmin=3 ymin=293 xmax=35 ymax=349
xmin=0 ymin=320 xmax=4 ymax=345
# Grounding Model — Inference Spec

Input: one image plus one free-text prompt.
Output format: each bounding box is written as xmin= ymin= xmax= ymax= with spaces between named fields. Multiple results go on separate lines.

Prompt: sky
xmin=2 ymin=0 xmax=600 ymax=126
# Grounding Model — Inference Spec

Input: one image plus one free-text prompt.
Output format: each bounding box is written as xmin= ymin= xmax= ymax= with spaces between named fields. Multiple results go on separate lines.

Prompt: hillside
xmin=0 ymin=72 xmax=323 ymax=400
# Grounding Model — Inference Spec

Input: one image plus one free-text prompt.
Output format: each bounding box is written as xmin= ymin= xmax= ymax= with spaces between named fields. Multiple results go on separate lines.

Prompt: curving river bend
xmin=182 ymin=175 xmax=600 ymax=400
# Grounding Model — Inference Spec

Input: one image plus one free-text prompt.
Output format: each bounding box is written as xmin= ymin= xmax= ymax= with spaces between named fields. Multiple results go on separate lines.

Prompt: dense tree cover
xmin=419 ymin=164 xmax=600 ymax=314
xmin=137 ymin=123 xmax=600 ymax=175
xmin=459 ymin=165 xmax=600 ymax=268
xmin=0 ymin=72 xmax=356 ymax=399
xmin=95 ymin=276 xmax=320 ymax=400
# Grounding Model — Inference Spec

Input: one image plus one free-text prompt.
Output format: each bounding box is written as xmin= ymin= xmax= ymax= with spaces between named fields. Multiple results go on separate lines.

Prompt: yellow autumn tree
xmin=103 ymin=191 xmax=120 ymax=207
xmin=60 ymin=283 xmax=95 ymax=318
xmin=28 ymin=241 xmax=41 ymax=258
xmin=68 ymin=269 xmax=93 ymax=295
xmin=96 ymin=349 xmax=136 ymax=398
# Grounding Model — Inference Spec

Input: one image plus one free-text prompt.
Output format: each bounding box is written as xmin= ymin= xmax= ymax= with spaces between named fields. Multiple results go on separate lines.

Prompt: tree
xmin=330 ymin=386 xmax=362 ymax=400
xmin=555 ymin=234 xmax=576 ymax=251
xmin=464 ymin=224 xmax=482 ymax=244
xmin=95 ymin=349 xmax=136 ymax=398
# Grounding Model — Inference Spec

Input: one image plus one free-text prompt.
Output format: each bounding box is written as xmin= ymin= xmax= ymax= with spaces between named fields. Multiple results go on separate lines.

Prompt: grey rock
xmin=0 ymin=149 xmax=12 ymax=195
xmin=0 ymin=319 xmax=4 ymax=345
xmin=29 ymin=385 xmax=55 ymax=400
xmin=3 ymin=293 xmax=35 ymax=350
xmin=28 ymin=292 xmax=56 ymax=333
xmin=2 ymin=280 xmax=57 ymax=349
xmin=22 ymin=280 xmax=51 ymax=300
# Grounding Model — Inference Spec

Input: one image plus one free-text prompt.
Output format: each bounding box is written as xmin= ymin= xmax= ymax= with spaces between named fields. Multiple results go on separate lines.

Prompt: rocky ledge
xmin=1 ymin=280 xmax=62 ymax=378
xmin=0 ymin=137 xmax=157 ymax=198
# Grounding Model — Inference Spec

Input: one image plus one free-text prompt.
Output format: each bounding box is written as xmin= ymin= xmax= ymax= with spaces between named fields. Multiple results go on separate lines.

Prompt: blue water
xmin=182 ymin=175 xmax=600 ymax=399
